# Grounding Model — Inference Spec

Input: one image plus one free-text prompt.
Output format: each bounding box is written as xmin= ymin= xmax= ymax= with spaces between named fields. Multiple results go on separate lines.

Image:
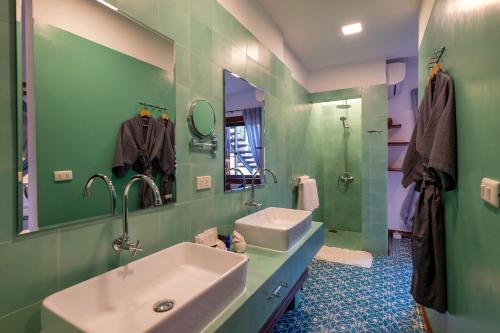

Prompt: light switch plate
xmin=196 ymin=176 xmax=212 ymax=190
xmin=54 ymin=170 xmax=73 ymax=182
xmin=480 ymin=177 xmax=499 ymax=207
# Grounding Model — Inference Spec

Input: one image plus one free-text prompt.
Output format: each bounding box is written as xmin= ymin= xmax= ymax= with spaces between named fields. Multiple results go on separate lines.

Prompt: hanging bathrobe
xmin=402 ymin=70 xmax=456 ymax=313
xmin=112 ymin=115 xmax=172 ymax=208
xmin=159 ymin=117 xmax=175 ymax=203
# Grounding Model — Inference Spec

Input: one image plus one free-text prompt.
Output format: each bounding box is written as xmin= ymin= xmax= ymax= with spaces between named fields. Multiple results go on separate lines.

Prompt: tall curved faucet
xmin=245 ymin=168 xmax=278 ymax=207
xmin=227 ymin=167 xmax=247 ymax=190
xmin=83 ymin=173 xmax=117 ymax=215
xmin=113 ymin=175 xmax=162 ymax=257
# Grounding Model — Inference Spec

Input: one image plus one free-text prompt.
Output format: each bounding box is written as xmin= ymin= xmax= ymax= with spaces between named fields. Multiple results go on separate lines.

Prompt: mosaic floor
xmin=272 ymin=238 xmax=426 ymax=333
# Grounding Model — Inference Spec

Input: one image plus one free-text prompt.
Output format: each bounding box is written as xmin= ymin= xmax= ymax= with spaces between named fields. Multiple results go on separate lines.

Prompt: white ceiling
xmin=257 ymin=0 xmax=420 ymax=71
xmin=224 ymin=71 xmax=257 ymax=95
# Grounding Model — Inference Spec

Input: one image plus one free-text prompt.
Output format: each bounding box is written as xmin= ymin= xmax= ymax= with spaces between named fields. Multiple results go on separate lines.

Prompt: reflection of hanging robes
xmin=159 ymin=117 xmax=175 ymax=203
xmin=112 ymin=115 xmax=172 ymax=208
xmin=402 ymin=70 xmax=457 ymax=313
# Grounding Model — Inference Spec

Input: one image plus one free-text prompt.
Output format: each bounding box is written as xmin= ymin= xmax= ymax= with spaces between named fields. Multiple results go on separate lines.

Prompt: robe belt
xmin=421 ymin=163 xmax=440 ymax=190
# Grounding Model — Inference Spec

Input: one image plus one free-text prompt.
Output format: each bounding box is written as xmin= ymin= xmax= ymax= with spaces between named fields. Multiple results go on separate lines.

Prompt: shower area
xmin=311 ymin=98 xmax=363 ymax=248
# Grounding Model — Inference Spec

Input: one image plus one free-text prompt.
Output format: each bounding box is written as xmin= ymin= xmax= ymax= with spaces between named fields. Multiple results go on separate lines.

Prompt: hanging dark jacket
xmin=402 ymin=70 xmax=457 ymax=313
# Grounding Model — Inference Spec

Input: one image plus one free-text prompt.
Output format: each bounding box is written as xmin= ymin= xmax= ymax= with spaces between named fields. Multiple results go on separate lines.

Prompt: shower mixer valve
xmin=339 ymin=172 xmax=354 ymax=186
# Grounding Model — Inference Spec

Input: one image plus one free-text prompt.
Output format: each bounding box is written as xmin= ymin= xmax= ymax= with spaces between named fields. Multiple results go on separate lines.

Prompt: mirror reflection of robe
xmin=402 ymin=70 xmax=456 ymax=313
xmin=112 ymin=115 xmax=174 ymax=208
xmin=159 ymin=117 xmax=175 ymax=203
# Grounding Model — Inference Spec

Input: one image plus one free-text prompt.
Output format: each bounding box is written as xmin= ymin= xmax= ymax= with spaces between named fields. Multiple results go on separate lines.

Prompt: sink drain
xmin=153 ymin=299 xmax=174 ymax=313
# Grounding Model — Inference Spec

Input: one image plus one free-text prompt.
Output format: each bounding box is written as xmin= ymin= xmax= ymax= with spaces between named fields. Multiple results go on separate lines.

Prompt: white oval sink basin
xmin=235 ymin=207 xmax=312 ymax=251
xmin=42 ymin=242 xmax=248 ymax=333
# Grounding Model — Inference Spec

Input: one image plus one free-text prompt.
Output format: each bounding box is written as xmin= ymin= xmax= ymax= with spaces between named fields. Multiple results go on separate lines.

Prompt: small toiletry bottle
xmin=225 ymin=232 xmax=231 ymax=250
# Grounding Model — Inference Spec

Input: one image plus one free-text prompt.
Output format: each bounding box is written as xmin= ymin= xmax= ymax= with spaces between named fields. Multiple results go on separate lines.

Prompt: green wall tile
xmin=212 ymin=2 xmax=232 ymax=40
xmin=158 ymin=203 xmax=191 ymax=247
xmin=158 ymin=0 xmax=190 ymax=46
xmin=189 ymin=16 xmax=212 ymax=59
xmin=189 ymin=197 xmax=215 ymax=237
xmin=0 ymin=0 xmax=14 ymax=25
xmin=175 ymin=45 xmax=191 ymax=87
xmin=0 ymin=233 xmax=59 ymax=317
xmin=117 ymin=0 xmax=158 ymax=30
xmin=0 ymin=21 xmax=15 ymax=95
xmin=0 ymin=302 xmax=41 ymax=333
xmin=58 ymin=219 xmax=121 ymax=289
xmin=188 ymin=0 xmax=213 ymax=28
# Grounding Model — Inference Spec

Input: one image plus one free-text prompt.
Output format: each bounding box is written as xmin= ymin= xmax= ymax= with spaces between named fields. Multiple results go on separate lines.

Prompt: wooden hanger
xmin=428 ymin=63 xmax=441 ymax=85
xmin=139 ymin=107 xmax=152 ymax=118
xmin=161 ymin=112 xmax=169 ymax=121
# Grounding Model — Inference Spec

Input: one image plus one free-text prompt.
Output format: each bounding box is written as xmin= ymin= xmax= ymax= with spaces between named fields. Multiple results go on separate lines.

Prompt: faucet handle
xmin=245 ymin=200 xmax=262 ymax=208
xmin=129 ymin=240 xmax=143 ymax=257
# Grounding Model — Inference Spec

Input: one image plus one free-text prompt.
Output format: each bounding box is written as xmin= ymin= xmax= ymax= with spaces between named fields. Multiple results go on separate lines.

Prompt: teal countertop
xmin=203 ymin=222 xmax=323 ymax=333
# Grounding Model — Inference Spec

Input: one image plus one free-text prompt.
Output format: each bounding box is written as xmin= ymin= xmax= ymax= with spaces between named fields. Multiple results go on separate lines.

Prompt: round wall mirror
xmin=189 ymin=100 xmax=216 ymax=138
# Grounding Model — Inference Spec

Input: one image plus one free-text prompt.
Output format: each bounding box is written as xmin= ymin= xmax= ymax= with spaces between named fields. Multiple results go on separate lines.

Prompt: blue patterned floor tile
xmin=272 ymin=239 xmax=426 ymax=333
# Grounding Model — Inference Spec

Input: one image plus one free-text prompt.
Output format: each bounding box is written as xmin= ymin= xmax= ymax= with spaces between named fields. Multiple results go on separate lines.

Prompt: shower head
xmin=336 ymin=100 xmax=351 ymax=109
xmin=340 ymin=116 xmax=350 ymax=128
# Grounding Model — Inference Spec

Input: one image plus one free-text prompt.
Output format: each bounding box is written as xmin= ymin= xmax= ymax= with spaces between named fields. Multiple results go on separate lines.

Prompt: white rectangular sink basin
xmin=235 ymin=207 xmax=312 ymax=251
xmin=42 ymin=242 xmax=248 ymax=333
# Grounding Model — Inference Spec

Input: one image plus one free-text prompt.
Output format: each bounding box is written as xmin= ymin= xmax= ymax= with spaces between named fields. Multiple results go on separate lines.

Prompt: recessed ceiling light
xmin=342 ymin=22 xmax=362 ymax=35
xmin=96 ymin=0 xmax=118 ymax=11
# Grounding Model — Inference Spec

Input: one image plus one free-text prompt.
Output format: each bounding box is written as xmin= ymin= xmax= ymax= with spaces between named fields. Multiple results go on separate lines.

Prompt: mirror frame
xmin=222 ymin=69 xmax=266 ymax=193
xmin=188 ymin=99 xmax=216 ymax=139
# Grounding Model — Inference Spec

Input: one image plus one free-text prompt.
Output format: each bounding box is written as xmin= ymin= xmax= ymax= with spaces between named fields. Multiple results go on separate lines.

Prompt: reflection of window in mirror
xmin=223 ymin=70 xmax=264 ymax=193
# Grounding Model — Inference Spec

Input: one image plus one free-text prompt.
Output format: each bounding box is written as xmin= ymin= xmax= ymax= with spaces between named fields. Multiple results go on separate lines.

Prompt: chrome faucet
xmin=245 ymin=168 xmax=278 ymax=207
xmin=227 ymin=167 xmax=247 ymax=190
xmin=113 ymin=175 xmax=162 ymax=257
xmin=83 ymin=173 xmax=117 ymax=215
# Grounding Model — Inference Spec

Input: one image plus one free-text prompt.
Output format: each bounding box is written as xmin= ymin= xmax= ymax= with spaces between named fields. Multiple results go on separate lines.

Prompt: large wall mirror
xmin=17 ymin=0 xmax=176 ymax=234
xmin=223 ymin=70 xmax=264 ymax=192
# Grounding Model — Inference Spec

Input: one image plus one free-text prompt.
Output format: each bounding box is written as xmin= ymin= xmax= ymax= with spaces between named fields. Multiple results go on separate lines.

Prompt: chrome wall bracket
xmin=190 ymin=134 xmax=218 ymax=157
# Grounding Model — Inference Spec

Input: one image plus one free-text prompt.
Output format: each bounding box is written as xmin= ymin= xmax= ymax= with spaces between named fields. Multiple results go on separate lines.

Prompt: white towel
xmin=297 ymin=178 xmax=319 ymax=211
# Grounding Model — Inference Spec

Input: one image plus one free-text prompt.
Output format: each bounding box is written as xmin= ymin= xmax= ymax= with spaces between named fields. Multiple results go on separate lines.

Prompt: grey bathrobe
xmin=159 ymin=117 xmax=175 ymax=203
xmin=402 ymin=70 xmax=456 ymax=313
xmin=112 ymin=115 xmax=174 ymax=208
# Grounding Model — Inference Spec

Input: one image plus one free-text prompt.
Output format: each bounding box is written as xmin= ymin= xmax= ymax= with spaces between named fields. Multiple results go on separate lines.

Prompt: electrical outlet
xmin=54 ymin=170 xmax=73 ymax=182
xmin=196 ymin=176 xmax=212 ymax=190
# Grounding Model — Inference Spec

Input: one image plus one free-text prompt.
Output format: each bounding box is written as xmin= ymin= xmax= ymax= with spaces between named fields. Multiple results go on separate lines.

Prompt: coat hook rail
xmin=139 ymin=102 xmax=168 ymax=111
xmin=427 ymin=46 xmax=446 ymax=70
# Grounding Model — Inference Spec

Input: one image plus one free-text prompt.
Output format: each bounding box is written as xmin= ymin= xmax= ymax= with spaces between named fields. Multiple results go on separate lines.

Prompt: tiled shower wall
xmin=309 ymin=87 xmax=388 ymax=253
xmin=0 ymin=0 xmax=388 ymax=331
xmin=316 ymin=101 xmax=362 ymax=233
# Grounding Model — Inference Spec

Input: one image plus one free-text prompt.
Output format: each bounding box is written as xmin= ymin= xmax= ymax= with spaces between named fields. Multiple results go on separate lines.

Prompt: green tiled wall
xmin=361 ymin=85 xmax=388 ymax=254
xmin=419 ymin=1 xmax=500 ymax=332
xmin=0 ymin=0 xmax=302 ymax=330
xmin=0 ymin=0 xmax=390 ymax=330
